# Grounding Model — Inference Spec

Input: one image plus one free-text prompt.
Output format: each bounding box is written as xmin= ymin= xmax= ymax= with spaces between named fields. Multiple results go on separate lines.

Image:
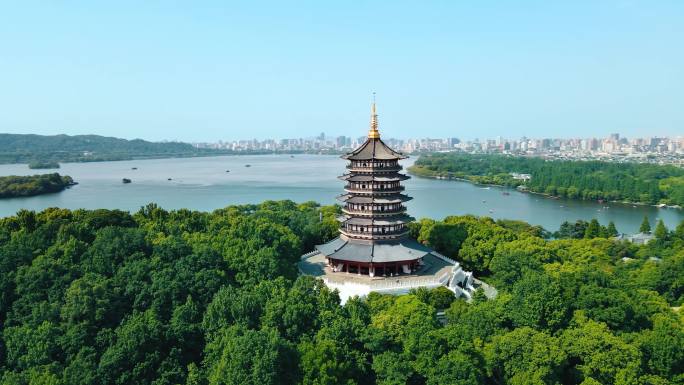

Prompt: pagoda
xmin=314 ymin=101 xmax=431 ymax=277
xmin=299 ymin=99 xmax=475 ymax=301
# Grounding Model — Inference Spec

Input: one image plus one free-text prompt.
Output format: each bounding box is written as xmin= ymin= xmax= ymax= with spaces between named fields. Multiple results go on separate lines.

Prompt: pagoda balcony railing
xmin=343 ymin=185 xmax=405 ymax=194
xmin=346 ymin=164 xmax=402 ymax=172
xmin=342 ymin=207 xmax=406 ymax=216
xmin=340 ymin=228 xmax=410 ymax=240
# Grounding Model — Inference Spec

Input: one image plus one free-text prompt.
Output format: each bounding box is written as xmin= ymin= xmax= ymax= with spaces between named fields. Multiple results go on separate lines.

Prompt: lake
xmin=1 ymin=154 xmax=682 ymax=233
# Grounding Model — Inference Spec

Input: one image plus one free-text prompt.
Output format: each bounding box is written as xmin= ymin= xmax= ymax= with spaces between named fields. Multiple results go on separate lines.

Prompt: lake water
xmin=1 ymin=154 xmax=682 ymax=233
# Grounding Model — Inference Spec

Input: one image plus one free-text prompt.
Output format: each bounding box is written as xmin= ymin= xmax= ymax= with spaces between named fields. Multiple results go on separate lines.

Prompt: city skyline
xmin=1 ymin=1 xmax=683 ymax=141
xmin=194 ymin=132 xmax=684 ymax=164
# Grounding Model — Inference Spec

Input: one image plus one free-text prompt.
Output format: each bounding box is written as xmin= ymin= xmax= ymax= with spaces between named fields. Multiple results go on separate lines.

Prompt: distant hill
xmin=0 ymin=133 xmax=227 ymax=164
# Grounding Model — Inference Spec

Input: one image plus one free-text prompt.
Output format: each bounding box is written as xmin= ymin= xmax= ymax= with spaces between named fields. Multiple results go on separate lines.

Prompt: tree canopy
xmin=0 ymin=201 xmax=682 ymax=384
xmin=0 ymin=173 xmax=75 ymax=199
xmin=409 ymin=153 xmax=684 ymax=206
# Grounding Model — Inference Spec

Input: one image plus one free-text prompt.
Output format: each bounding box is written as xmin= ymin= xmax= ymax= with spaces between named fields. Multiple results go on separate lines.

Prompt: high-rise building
xmin=336 ymin=136 xmax=347 ymax=149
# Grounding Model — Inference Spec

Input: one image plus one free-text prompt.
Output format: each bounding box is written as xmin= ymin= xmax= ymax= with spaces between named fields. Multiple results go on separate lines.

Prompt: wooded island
xmin=0 ymin=173 xmax=75 ymax=199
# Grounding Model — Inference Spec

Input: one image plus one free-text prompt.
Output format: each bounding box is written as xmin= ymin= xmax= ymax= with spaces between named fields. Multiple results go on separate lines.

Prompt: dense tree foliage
xmin=554 ymin=219 xmax=620 ymax=239
xmin=0 ymin=201 xmax=682 ymax=384
xmin=0 ymin=173 xmax=75 ymax=198
xmin=27 ymin=161 xmax=60 ymax=170
xmin=0 ymin=134 xmax=340 ymax=165
xmin=409 ymin=153 xmax=684 ymax=205
xmin=0 ymin=134 xmax=231 ymax=164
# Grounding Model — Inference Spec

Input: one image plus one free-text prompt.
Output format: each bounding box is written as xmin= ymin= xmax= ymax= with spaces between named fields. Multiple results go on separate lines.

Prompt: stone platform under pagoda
xmin=298 ymin=248 xmax=474 ymax=303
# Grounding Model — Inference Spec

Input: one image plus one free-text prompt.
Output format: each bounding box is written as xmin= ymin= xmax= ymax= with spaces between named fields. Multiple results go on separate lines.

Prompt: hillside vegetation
xmin=0 ymin=201 xmax=682 ymax=384
xmin=0 ymin=173 xmax=75 ymax=199
xmin=409 ymin=153 xmax=684 ymax=206
xmin=0 ymin=134 xmax=225 ymax=164
xmin=28 ymin=161 xmax=60 ymax=169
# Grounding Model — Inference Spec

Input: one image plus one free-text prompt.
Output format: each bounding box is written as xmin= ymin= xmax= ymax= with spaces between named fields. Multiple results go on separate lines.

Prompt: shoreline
xmin=408 ymin=169 xmax=683 ymax=211
xmin=0 ymin=151 xmax=347 ymax=167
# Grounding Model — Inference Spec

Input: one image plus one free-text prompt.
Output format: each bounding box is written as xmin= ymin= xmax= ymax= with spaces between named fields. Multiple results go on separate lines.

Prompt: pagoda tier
xmin=336 ymin=105 xmax=413 ymax=242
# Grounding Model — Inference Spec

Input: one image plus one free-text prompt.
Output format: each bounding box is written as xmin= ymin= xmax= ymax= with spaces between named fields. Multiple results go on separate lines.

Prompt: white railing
xmin=301 ymin=250 xmax=320 ymax=260
xmin=369 ymin=278 xmax=440 ymax=290
xmin=369 ymin=271 xmax=450 ymax=290
xmin=430 ymin=251 xmax=458 ymax=266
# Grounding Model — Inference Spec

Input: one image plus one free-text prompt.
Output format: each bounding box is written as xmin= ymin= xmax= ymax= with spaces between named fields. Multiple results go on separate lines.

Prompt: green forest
xmin=27 ymin=161 xmax=60 ymax=170
xmin=409 ymin=153 xmax=684 ymax=206
xmin=0 ymin=134 xmax=339 ymax=165
xmin=0 ymin=201 xmax=682 ymax=384
xmin=0 ymin=134 xmax=231 ymax=164
xmin=0 ymin=174 xmax=75 ymax=199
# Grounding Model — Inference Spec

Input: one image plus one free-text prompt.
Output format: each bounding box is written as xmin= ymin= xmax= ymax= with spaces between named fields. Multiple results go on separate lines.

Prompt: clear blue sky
xmin=1 ymin=1 xmax=682 ymax=141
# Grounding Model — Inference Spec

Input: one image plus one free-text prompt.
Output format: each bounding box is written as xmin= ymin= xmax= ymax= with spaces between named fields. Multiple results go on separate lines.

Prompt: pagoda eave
xmin=338 ymin=174 xmax=410 ymax=182
xmin=336 ymin=193 xmax=413 ymax=203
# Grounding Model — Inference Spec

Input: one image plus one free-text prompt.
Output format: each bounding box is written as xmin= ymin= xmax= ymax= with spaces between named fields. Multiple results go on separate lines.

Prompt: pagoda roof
xmin=341 ymin=214 xmax=414 ymax=226
xmin=337 ymin=194 xmax=412 ymax=204
xmin=315 ymin=236 xmax=433 ymax=263
xmin=338 ymin=174 xmax=409 ymax=182
xmin=341 ymin=138 xmax=408 ymax=161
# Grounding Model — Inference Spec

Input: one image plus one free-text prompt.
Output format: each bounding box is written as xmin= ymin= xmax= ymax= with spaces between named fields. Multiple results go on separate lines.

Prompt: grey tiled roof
xmin=315 ymin=236 xmax=432 ymax=263
xmin=337 ymin=194 xmax=412 ymax=203
xmin=338 ymin=174 xmax=410 ymax=182
xmin=342 ymin=215 xmax=414 ymax=225
xmin=341 ymin=138 xmax=408 ymax=161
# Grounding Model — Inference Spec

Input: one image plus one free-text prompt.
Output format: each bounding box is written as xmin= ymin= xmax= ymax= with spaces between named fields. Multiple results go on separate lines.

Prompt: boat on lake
xmin=122 ymin=178 xmax=132 ymax=184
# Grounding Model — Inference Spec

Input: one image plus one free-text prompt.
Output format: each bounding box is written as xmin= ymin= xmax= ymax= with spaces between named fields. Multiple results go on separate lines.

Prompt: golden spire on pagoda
xmin=368 ymin=92 xmax=380 ymax=139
